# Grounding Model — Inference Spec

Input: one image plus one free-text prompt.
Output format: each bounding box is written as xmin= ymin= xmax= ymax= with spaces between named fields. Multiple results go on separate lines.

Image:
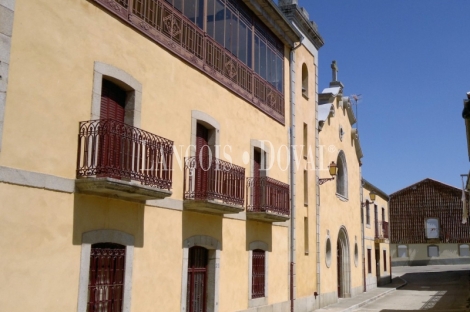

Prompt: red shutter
xmin=253 ymin=150 xmax=261 ymax=210
xmin=195 ymin=124 xmax=209 ymax=199
xmin=252 ymin=249 xmax=265 ymax=298
xmin=187 ymin=247 xmax=208 ymax=312
xmin=98 ymin=80 xmax=126 ymax=177
xmin=87 ymin=243 xmax=125 ymax=312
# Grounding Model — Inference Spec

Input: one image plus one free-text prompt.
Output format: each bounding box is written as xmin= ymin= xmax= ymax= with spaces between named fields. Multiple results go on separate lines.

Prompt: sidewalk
xmin=314 ymin=276 xmax=407 ymax=312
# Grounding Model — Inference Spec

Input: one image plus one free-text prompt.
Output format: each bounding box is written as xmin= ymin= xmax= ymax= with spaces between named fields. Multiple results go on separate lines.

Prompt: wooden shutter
xmin=98 ymin=81 xmax=127 ymax=177
xmin=195 ymin=124 xmax=209 ymax=199
xmin=187 ymin=246 xmax=208 ymax=312
xmin=87 ymin=243 xmax=125 ymax=312
xmin=100 ymin=80 xmax=126 ymax=121
xmin=252 ymin=249 xmax=265 ymax=299
xmin=253 ymin=150 xmax=261 ymax=211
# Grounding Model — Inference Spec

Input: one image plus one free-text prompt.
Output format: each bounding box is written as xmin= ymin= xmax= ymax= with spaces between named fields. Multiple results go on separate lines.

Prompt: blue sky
xmin=299 ymin=0 xmax=470 ymax=194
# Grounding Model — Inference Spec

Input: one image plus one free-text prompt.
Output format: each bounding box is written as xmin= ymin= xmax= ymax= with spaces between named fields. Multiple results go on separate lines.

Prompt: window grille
xmin=367 ymin=249 xmax=371 ymax=274
xmin=87 ymin=243 xmax=126 ymax=312
xmin=187 ymin=246 xmax=208 ymax=312
xmin=252 ymin=249 xmax=265 ymax=299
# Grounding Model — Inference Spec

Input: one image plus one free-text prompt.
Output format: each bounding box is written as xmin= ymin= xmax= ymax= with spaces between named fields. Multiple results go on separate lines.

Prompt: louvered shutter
xmin=195 ymin=124 xmax=209 ymax=199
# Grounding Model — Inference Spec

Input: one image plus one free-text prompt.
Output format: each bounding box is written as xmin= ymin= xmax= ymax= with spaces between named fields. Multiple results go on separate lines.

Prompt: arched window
xmin=336 ymin=151 xmax=348 ymax=198
xmin=302 ymin=64 xmax=308 ymax=97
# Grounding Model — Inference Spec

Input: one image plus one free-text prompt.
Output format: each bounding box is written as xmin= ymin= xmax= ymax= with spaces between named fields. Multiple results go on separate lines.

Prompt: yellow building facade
xmin=0 ymin=0 xmax=383 ymax=311
xmin=362 ymin=179 xmax=391 ymax=289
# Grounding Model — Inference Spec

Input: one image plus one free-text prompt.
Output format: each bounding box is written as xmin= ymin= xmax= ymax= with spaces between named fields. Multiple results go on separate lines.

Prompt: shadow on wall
xmin=245 ymin=220 xmax=273 ymax=252
xmin=72 ymin=193 xmax=145 ymax=247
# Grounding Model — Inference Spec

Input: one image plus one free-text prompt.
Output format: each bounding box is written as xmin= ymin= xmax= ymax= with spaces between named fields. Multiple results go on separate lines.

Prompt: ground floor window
xmin=460 ymin=244 xmax=469 ymax=257
xmin=383 ymin=250 xmax=387 ymax=272
xmin=252 ymin=249 xmax=266 ymax=298
xmin=428 ymin=245 xmax=439 ymax=257
xmin=397 ymin=245 xmax=408 ymax=258
xmin=367 ymin=249 xmax=372 ymax=273
xmin=187 ymin=246 xmax=209 ymax=312
xmin=87 ymin=243 xmax=126 ymax=312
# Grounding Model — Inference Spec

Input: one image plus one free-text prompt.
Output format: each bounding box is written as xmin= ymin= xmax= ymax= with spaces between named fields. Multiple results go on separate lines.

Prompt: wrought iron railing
xmin=184 ymin=156 xmax=245 ymax=206
xmin=93 ymin=0 xmax=285 ymax=123
xmin=246 ymin=177 xmax=290 ymax=216
xmin=77 ymin=119 xmax=173 ymax=190
xmin=375 ymin=221 xmax=389 ymax=239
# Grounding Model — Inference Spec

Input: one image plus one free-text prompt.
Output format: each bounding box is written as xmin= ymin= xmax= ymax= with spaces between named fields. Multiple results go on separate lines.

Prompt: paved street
xmin=354 ymin=265 xmax=470 ymax=311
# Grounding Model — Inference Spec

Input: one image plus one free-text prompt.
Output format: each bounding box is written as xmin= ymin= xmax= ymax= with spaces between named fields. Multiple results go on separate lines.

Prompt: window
xmin=303 ymin=170 xmax=308 ymax=205
xmin=426 ymin=218 xmax=439 ymax=239
xmin=383 ymin=250 xmax=387 ymax=272
xmin=303 ymin=123 xmax=308 ymax=158
xmin=366 ymin=201 xmax=370 ymax=225
xmin=460 ymin=244 xmax=469 ymax=257
xmin=182 ymin=235 xmax=221 ymax=312
xmin=367 ymin=249 xmax=372 ymax=273
xmin=304 ymin=217 xmax=309 ymax=254
xmin=397 ymin=245 xmax=408 ymax=258
xmin=354 ymin=243 xmax=358 ymax=267
xmin=77 ymin=230 xmax=135 ymax=312
xmin=249 ymin=241 xmax=268 ymax=306
xmin=382 ymin=207 xmax=385 ymax=222
xmin=187 ymin=246 xmax=209 ymax=312
xmin=302 ymin=64 xmax=308 ymax=97
xmin=252 ymin=249 xmax=265 ymax=298
xmin=87 ymin=243 xmax=126 ymax=312
xmin=325 ymin=238 xmax=332 ymax=267
xmin=428 ymin=245 xmax=439 ymax=257
xmin=336 ymin=151 xmax=348 ymax=198
xmin=167 ymin=0 xmax=284 ymax=91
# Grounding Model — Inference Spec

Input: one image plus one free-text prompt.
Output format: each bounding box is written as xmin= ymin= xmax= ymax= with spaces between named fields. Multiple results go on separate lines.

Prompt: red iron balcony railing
xmin=184 ymin=156 xmax=245 ymax=206
xmin=246 ymin=177 xmax=290 ymax=216
xmin=375 ymin=221 xmax=389 ymax=239
xmin=77 ymin=119 xmax=173 ymax=190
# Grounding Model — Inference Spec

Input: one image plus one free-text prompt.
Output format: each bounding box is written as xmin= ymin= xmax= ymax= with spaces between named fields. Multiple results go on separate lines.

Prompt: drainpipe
xmin=289 ymin=40 xmax=303 ymax=312
xmin=360 ymin=174 xmax=366 ymax=292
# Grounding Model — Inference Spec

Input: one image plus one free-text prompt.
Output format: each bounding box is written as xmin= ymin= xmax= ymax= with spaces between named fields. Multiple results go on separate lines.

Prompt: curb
xmin=343 ymin=277 xmax=408 ymax=312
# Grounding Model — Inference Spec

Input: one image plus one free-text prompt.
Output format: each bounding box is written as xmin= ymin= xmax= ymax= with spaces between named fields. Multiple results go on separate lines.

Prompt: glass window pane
xmin=207 ymin=0 xmax=215 ymax=38
xmin=426 ymin=218 xmax=439 ymax=238
xmin=254 ymin=35 xmax=260 ymax=75
xmin=460 ymin=245 xmax=469 ymax=257
xmin=214 ymin=0 xmax=225 ymax=46
xmin=230 ymin=13 xmax=238 ymax=56
xmin=260 ymin=40 xmax=266 ymax=79
xmin=184 ymin=0 xmax=195 ymax=24
xmin=225 ymin=9 xmax=232 ymax=51
xmin=238 ymin=22 xmax=247 ymax=64
xmin=276 ymin=55 xmax=283 ymax=92
xmin=174 ymin=0 xmax=182 ymax=12
xmin=247 ymin=29 xmax=252 ymax=68
xmin=398 ymin=245 xmax=407 ymax=258
xmin=196 ymin=0 xmax=204 ymax=29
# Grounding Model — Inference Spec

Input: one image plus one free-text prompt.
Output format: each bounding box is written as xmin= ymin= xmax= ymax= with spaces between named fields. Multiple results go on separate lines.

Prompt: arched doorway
xmin=337 ymin=227 xmax=351 ymax=298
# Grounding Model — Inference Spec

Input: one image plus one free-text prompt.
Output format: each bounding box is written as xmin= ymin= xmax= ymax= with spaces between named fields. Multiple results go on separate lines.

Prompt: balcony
xmin=76 ymin=119 xmax=173 ymax=202
xmin=183 ymin=156 xmax=245 ymax=214
xmin=374 ymin=221 xmax=389 ymax=243
xmin=246 ymin=177 xmax=290 ymax=223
